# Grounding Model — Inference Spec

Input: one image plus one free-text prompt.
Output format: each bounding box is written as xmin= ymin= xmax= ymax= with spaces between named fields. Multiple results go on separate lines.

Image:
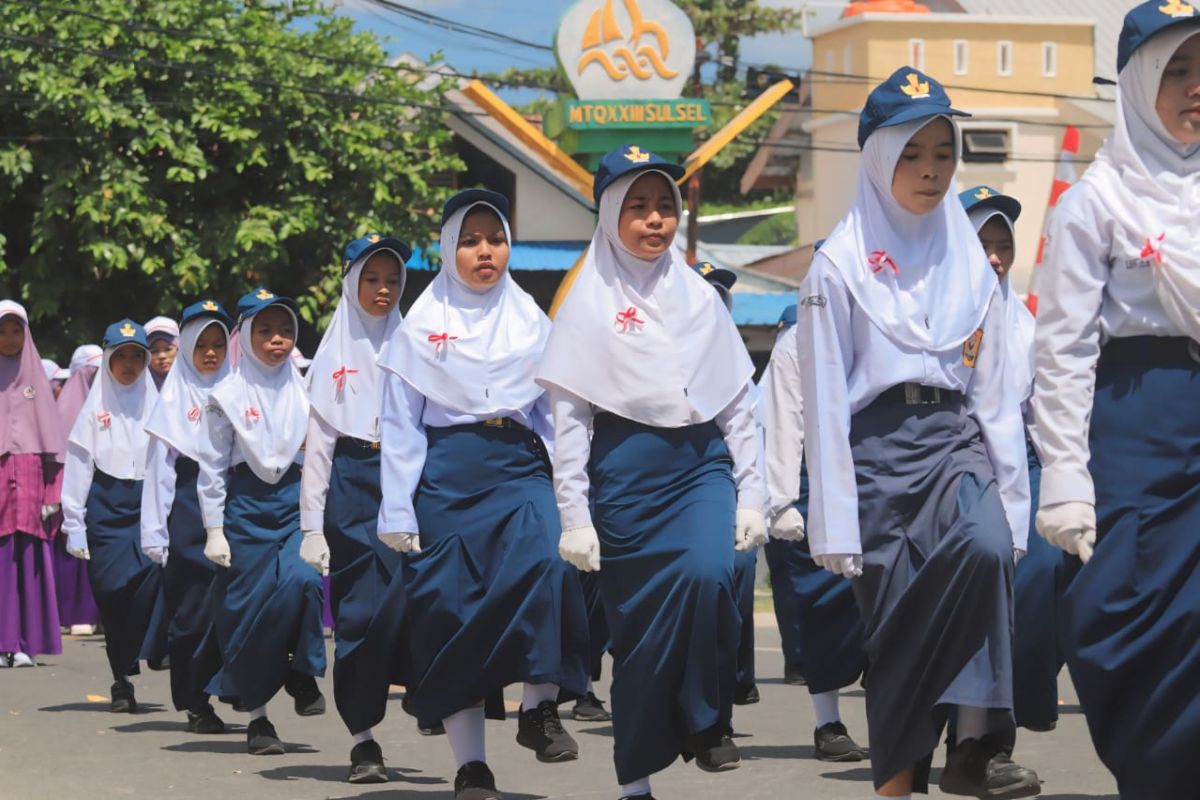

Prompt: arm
xmin=714 ymin=383 xmax=767 ymax=513
xmin=140 ymin=439 xmax=177 ymax=553
xmin=376 ymin=373 xmax=427 ymax=537
xmin=763 ymin=333 xmax=805 ymax=517
xmin=531 ymin=391 xmax=556 ymax=461
xmin=60 ymin=442 xmax=94 ymax=551
xmin=197 ymin=404 xmax=235 ymax=530
xmin=299 ymin=413 xmax=338 ymax=533
xmin=548 ymin=386 xmax=594 ymax=532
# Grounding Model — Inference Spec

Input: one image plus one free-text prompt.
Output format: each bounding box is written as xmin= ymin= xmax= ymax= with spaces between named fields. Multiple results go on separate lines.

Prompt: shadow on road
xmin=323 ymin=792 xmax=544 ymax=800
xmin=575 ymin=724 xmax=614 ymax=738
xmin=161 ymin=740 xmax=318 ymax=755
xmin=256 ymin=764 xmax=447 ymax=785
xmin=739 ymin=743 xmax=817 ymax=760
xmin=818 ymin=766 xmax=874 ymax=782
xmin=38 ymin=702 xmax=165 ymax=714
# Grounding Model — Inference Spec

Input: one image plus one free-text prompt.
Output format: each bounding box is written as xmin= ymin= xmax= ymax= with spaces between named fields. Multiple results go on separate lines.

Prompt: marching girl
xmin=377 ymin=188 xmax=589 ymax=800
xmin=0 ymin=301 xmax=66 ymax=668
xmin=1032 ymin=4 xmax=1200 ymax=796
xmin=62 ymin=320 xmax=169 ymax=711
xmin=537 ymin=146 xmax=768 ymax=800
xmin=198 ymin=288 xmax=327 ymax=756
xmin=139 ymin=300 xmax=233 ymax=734
xmin=790 ymin=70 xmax=1039 ymax=799
xmin=299 ymin=233 xmax=410 ymax=783
xmin=145 ymin=316 xmax=180 ymax=391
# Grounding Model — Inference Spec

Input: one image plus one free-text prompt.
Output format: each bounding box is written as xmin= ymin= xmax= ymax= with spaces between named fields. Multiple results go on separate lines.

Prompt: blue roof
xmin=406 ymin=241 xmax=589 ymax=272
xmin=731 ymin=291 xmax=797 ymax=327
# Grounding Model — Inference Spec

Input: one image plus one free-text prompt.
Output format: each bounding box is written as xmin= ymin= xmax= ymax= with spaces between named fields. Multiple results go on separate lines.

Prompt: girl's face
xmin=0 ymin=316 xmax=24 ymax=357
xmin=109 ymin=345 xmax=147 ymax=386
xmin=149 ymin=338 xmax=178 ymax=376
xmin=456 ymin=209 xmax=510 ymax=291
xmin=1156 ymin=32 xmax=1200 ymax=146
xmin=358 ymin=251 xmax=404 ymax=317
xmin=891 ymin=117 xmax=956 ymax=215
xmin=618 ymin=171 xmax=678 ymax=260
xmin=977 ymin=217 xmax=1015 ymax=278
xmin=250 ymin=306 xmax=295 ymax=367
xmin=192 ymin=323 xmax=228 ymax=375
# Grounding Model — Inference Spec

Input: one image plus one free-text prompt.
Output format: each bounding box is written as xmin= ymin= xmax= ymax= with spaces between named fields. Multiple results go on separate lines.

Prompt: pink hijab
xmin=0 ymin=300 xmax=66 ymax=458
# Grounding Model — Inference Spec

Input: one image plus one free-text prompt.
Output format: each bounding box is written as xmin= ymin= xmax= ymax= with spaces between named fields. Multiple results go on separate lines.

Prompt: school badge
xmin=900 ymin=73 xmax=930 ymax=100
xmin=962 ymin=329 xmax=984 ymax=369
xmin=23 ymin=385 xmax=35 ymax=399
xmin=1159 ymin=1 xmax=1196 ymax=18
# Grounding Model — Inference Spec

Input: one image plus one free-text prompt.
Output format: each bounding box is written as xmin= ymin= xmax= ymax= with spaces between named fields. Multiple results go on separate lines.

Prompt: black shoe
xmin=186 ymin=704 xmax=226 ymax=734
xmin=246 ymin=717 xmax=285 ymax=755
xmin=814 ymin=721 xmax=867 ymax=762
xmin=733 ymin=683 xmax=760 ymax=705
xmin=284 ymin=671 xmax=326 ymax=716
xmin=1022 ymin=720 xmax=1057 ymax=733
xmin=619 ymin=795 xmax=656 ymax=800
xmin=516 ymin=700 xmax=578 ymax=762
xmin=572 ymin=692 xmax=612 ymax=722
xmin=348 ymin=739 xmax=389 ymax=784
xmin=110 ymin=679 xmax=137 ymax=713
xmin=146 ymin=654 xmax=170 ymax=671
xmin=400 ymin=691 xmax=445 ymax=735
xmin=783 ymin=663 xmax=807 ymax=686
xmin=454 ymin=761 xmax=503 ymax=800
xmin=689 ymin=725 xmax=741 ymax=772
xmin=940 ymin=734 xmax=1042 ymax=798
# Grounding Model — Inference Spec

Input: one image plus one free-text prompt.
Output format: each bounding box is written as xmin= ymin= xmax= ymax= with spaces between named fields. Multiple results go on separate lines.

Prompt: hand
xmin=300 ymin=530 xmax=330 ymax=575
xmin=735 ymin=508 xmax=768 ymax=552
xmin=559 ymin=525 xmax=601 ymax=572
xmin=143 ymin=546 xmax=168 ymax=567
xmin=1036 ymin=501 xmax=1097 ymax=564
xmin=204 ymin=526 xmax=232 ymax=568
xmin=769 ymin=507 xmax=806 ymax=542
xmin=40 ymin=503 xmax=61 ymax=520
xmin=379 ymin=532 xmax=422 ymax=554
xmin=814 ymin=553 xmax=863 ymax=579
xmin=1014 ymin=548 xmax=1025 ymax=566
xmin=66 ymin=533 xmax=90 ymax=561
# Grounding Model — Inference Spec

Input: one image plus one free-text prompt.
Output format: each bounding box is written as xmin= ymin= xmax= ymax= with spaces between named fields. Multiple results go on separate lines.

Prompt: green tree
xmin=0 ymin=0 xmax=463 ymax=358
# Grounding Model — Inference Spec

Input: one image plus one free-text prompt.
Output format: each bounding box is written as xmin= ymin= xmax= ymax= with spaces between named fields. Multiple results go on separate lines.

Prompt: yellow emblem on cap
xmin=202 ymin=300 xmax=218 ymax=312
xmin=368 ymin=234 xmax=380 ymax=243
xmin=699 ymin=263 xmax=714 ymax=275
xmin=119 ymin=323 xmax=135 ymax=337
xmin=1159 ymin=0 xmax=1195 ymax=17
xmin=624 ymin=146 xmax=651 ymax=163
xmin=900 ymin=73 xmax=930 ymax=99
xmin=256 ymin=289 xmax=274 ymax=300
xmin=975 ymin=187 xmax=993 ymax=200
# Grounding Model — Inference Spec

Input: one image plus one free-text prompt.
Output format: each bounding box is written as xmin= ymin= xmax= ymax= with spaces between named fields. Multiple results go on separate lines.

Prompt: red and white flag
xmin=1027 ymin=125 xmax=1080 ymax=316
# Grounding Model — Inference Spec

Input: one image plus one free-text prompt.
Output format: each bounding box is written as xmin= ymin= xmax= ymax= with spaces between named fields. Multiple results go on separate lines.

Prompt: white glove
xmin=1036 ymin=501 xmax=1096 ymax=565
xmin=379 ymin=532 xmax=422 ymax=554
xmin=204 ymin=526 xmax=231 ymax=568
xmin=66 ymin=532 xmax=90 ymax=561
xmin=559 ymin=525 xmax=601 ymax=572
xmin=814 ymin=553 xmax=863 ymax=579
xmin=143 ymin=546 xmax=168 ymax=567
xmin=300 ymin=530 xmax=330 ymax=575
xmin=735 ymin=508 xmax=768 ymax=552
xmin=41 ymin=503 xmax=61 ymax=520
xmin=1014 ymin=548 xmax=1025 ymax=566
xmin=769 ymin=506 xmax=806 ymax=542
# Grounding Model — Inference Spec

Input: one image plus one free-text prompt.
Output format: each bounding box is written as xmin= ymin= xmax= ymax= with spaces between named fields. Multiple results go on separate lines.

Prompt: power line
xmin=360 ymin=0 xmax=554 ymax=53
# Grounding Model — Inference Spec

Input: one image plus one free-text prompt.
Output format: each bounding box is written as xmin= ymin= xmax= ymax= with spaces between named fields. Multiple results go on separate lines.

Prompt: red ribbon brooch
xmin=187 ymin=406 xmax=201 ymax=422
xmin=96 ymin=411 xmax=112 ymax=429
xmin=615 ymin=306 xmax=645 ymax=333
xmin=428 ymin=333 xmax=458 ymax=352
xmin=332 ymin=366 xmax=358 ymax=391
xmin=868 ymin=250 xmax=899 ymax=275
xmin=1141 ymin=233 xmax=1165 ymax=266
xmin=244 ymin=407 xmax=261 ymax=425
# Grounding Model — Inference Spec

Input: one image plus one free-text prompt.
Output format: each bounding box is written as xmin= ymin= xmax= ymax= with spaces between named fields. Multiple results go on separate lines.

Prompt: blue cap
xmin=777 ymin=304 xmax=797 ymax=330
xmin=691 ymin=261 xmax=738 ymax=291
xmin=593 ymin=144 xmax=685 ymax=206
xmin=1118 ymin=1 xmax=1199 ymax=73
xmin=441 ymin=189 xmax=511 ymax=229
xmin=342 ymin=233 xmax=412 ymax=274
xmin=858 ymin=68 xmax=969 ymax=149
xmin=958 ymin=186 xmax=1022 ymax=223
xmin=236 ymin=288 xmax=299 ymax=323
xmin=102 ymin=318 xmax=149 ymax=350
xmin=180 ymin=299 xmax=234 ymax=330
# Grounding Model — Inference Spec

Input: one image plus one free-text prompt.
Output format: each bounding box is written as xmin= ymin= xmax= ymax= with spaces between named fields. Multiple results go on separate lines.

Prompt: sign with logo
xmin=563 ymin=98 xmax=710 ymax=129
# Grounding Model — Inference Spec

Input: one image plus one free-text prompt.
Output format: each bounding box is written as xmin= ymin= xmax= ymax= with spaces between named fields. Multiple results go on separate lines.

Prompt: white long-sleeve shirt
xmin=60 ymin=442 xmax=95 ymax=551
xmin=548 ymin=383 xmax=767 ymax=533
xmin=376 ymin=373 xmax=555 ymax=536
xmin=796 ymin=257 xmax=1029 ymax=556
xmin=196 ymin=407 xmax=303 ymax=530
xmin=762 ymin=327 xmax=806 ymax=518
xmin=140 ymin=439 xmax=178 ymax=552
xmin=1032 ymin=183 xmax=1187 ymax=509
xmin=299 ymin=413 xmax=340 ymax=534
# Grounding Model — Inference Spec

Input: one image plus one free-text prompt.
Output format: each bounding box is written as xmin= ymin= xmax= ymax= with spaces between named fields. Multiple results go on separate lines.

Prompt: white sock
xmin=811 ymin=689 xmax=841 ymax=727
xmin=586 ymin=676 xmax=594 ymax=694
xmin=351 ymin=728 xmax=373 ymax=744
xmin=443 ymin=705 xmax=486 ymax=768
xmin=620 ymin=776 xmax=652 ymax=797
xmin=521 ymin=682 xmax=559 ymax=710
xmin=956 ymin=704 xmax=989 ymax=743
xmin=248 ymin=704 xmax=268 ymax=721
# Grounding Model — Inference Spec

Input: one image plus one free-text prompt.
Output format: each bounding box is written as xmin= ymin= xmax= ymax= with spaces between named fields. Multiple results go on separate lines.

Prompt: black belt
xmin=337 ymin=436 xmax=381 ymax=452
xmin=1100 ymin=336 xmax=1200 ymax=366
xmin=876 ymin=383 xmax=963 ymax=406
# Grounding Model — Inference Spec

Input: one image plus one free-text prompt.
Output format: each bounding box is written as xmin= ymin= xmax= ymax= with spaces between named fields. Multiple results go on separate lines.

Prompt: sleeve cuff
xmin=377 ymin=506 xmax=418 ymax=537
xmin=300 ymin=509 xmax=325 ymax=533
xmin=1038 ymin=464 xmax=1096 ymax=509
xmin=559 ymin=506 xmax=593 ymax=533
xmin=736 ymin=490 xmax=767 ymax=515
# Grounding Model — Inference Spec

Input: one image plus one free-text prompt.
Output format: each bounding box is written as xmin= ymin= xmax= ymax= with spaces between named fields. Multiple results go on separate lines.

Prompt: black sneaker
xmin=572 ymin=692 xmax=612 ymax=722
xmin=783 ymin=663 xmax=807 ymax=686
xmin=454 ymin=761 xmax=503 ymax=800
xmin=400 ymin=691 xmax=445 ymax=735
xmin=619 ymin=795 xmax=656 ymax=800
xmin=733 ymin=683 xmax=760 ymax=705
xmin=939 ymin=734 xmax=1041 ymax=798
xmin=348 ymin=739 xmax=388 ymax=784
xmin=689 ymin=725 xmax=741 ymax=772
xmin=284 ymin=671 xmax=326 ymax=716
xmin=814 ymin=721 xmax=867 ymax=762
xmin=110 ymin=679 xmax=137 ymax=713
xmin=147 ymin=654 xmax=170 ymax=671
xmin=186 ymin=704 xmax=226 ymax=734
xmin=516 ymin=700 xmax=578 ymax=762
xmin=1022 ymin=720 xmax=1057 ymax=733
xmin=246 ymin=717 xmax=285 ymax=756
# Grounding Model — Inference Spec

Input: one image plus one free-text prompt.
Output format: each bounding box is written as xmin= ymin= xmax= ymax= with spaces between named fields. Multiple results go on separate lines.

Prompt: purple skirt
xmin=53 ymin=530 xmax=101 ymax=627
xmin=0 ymin=533 xmax=62 ymax=656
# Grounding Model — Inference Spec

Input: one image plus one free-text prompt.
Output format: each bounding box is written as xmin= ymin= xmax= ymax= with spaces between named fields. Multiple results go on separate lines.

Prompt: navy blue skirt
xmin=207 ymin=463 xmax=326 ymax=710
xmin=732 ymin=548 xmax=758 ymax=689
xmin=590 ymin=414 xmax=739 ymax=784
xmin=325 ymin=438 xmax=405 ymax=735
xmin=579 ymin=569 xmax=610 ymax=682
xmin=1061 ymin=339 xmax=1200 ymax=798
xmin=403 ymin=422 xmax=589 ymax=728
xmin=85 ymin=470 xmax=168 ymax=679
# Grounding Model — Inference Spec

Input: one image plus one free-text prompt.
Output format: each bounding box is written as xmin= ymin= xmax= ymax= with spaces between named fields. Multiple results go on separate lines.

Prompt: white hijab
xmin=379 ymin=201 xmax=550 ymax=416
xmin=970 ymin=207 xmax=1036 ymax=401
xmin=145 ymin=318 xmax=231 ymax=462
xmin=307 ymin=255 xmax=403 ymax=440
xmin=536 ymin=170 xmax=753 ymax=427
xmin=208 ymin=307 xmax=309 ymax=484
xmin=68 ymin=344 xmax=102 ymax=375
xmin=68 ymin=343 xmax=157 ymax=479
xmin=1081 ymin=25 xmax=1200 ymax=341
xmin=819 ymin=116 xmax=997 ymax=352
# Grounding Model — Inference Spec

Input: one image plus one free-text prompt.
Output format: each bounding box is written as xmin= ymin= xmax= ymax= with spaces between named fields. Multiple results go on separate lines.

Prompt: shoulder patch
xmin=962 ymin=329 xmax=984 ymax=368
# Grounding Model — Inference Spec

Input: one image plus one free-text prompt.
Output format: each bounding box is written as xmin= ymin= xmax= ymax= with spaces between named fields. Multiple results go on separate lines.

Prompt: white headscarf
xmin=536 ymin=170 xmax=753 ymax=427
xmin=68 ymin=344 xmax=102 ymax=375
xmin=970 ymin=207 xmax=1036 ymax=401
xmin=379 ymin=201 xmax=550 ymax=416
xmin=68 ymin=342 xmax=157 ymax=479
xmin=1079 ymin=25 xmax=1200 ymax=341
xmin=145 ymin=317 xmax=231 ymax=462
xmin=307 ymin=254 xmax=404 ymax=440
xmin=819 ymin=116 xmax=997 ymax=352
xmin=208 ymin=307 xmax=309 ymax=484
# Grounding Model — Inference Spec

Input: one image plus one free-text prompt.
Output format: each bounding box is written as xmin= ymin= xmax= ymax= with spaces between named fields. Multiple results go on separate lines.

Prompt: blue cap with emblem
xmin=236 ymin=288 xmax=299 ymax=323
xmin=593 ymin=144 xmax=686 ymax=207
xmin=778 ymin=304 xmax=797 ymax=330
xmin=958 ymin=186 xmax=1022 ymax=223
xmin=181 ymin=299 xmax=234 ymax=330
xmin=441 ymin=189 xmax=511 ymax=229
xmin=858 ymin=67 xmax=969 ymax=149
xmin=102 ymin=318 xmax=149 ymax=350
xmin=341 ymin=232 xmax=412 ymax=274
xmin=1118 ymin=0 xmax=1199 ymax=73
xmin=691 ymin=261 xmax=738 ymax=291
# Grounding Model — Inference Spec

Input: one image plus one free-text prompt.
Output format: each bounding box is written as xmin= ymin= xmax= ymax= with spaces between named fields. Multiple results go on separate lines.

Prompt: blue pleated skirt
xmin=579 ymin=569 xmax=610 ymax=682
xmin=732 ymin=548 xmax=758 ymax=690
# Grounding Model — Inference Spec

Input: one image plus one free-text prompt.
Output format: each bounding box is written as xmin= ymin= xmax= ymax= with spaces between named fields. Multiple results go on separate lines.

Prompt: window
xmin=1042 ymin=42 xmax=1057 ymax=77
xmin=962 ymin=129 xmax=1011 ymax=163
xmin=908 ymin=38 xmax=925 ymax=70
xmin=997 ymin=40 xmax=1013 ymax=76
xmin=954 ymin=40 xmax=969 ymax=75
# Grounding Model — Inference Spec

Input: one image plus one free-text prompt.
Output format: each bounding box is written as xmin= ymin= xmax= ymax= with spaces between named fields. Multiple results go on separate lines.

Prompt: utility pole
xmin=686 ymin=37 xmax=704 ymax=264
